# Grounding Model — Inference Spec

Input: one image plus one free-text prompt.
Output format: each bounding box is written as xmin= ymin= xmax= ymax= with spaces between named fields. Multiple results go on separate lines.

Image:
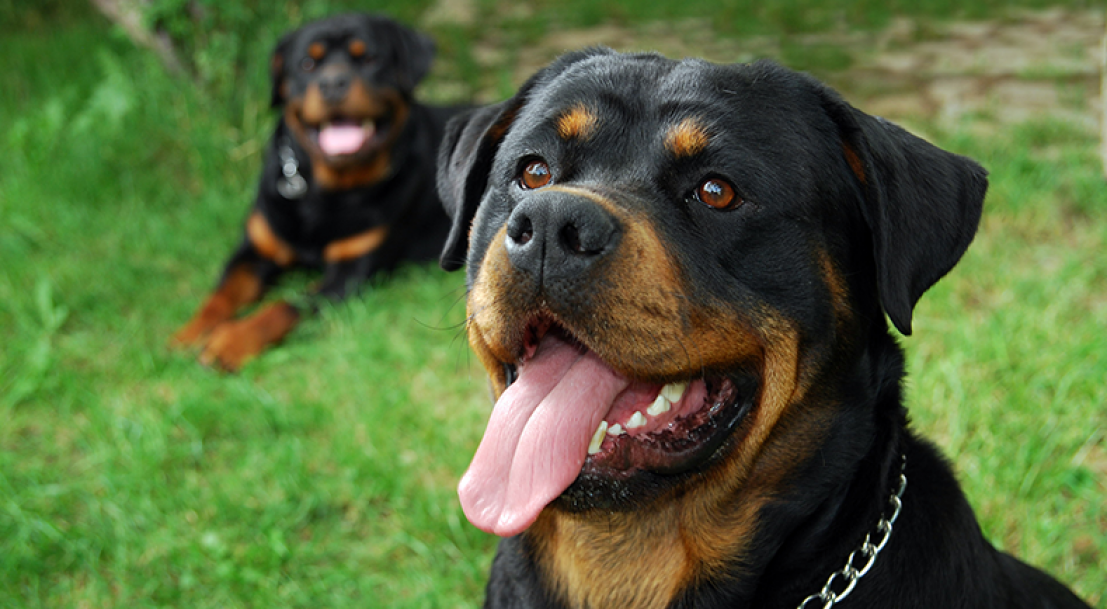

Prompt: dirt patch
xmin=458 ymin=7 xmax=1104 ymax=131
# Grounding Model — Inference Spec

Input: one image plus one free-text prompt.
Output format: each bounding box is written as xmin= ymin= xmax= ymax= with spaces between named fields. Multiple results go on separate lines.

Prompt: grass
xmin=1 ymin=2 xmax=1104 ymax=608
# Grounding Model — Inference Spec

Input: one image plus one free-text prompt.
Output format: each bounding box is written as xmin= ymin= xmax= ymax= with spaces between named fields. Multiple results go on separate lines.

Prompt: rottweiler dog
xmin=436 ymin=49 xmax=1092 ymax=608
xmin=173 ymin=13 xmax=462 ymax=371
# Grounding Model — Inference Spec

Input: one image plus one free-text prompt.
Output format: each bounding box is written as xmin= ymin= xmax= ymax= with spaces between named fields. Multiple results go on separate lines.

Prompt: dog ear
xmin=437 ymin=48 xmax=616 ymax=271
xmin=270 ymin=31 xmax=295 ymax=108
xmin=820 ymin=86 xmax=987 ymax=335
xmin=436 ymin=101 xmax=522 ymax=271
xmin=270 ymin=31 xmax=296 ymax=107
xmin=366 ymin=15 xmax=436 ymax=93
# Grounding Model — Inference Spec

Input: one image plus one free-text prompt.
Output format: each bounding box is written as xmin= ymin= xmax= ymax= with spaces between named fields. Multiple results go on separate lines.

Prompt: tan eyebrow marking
xmin=556 ymin=104 xmax=599 ymax=140
xmin=664 ymin=117 xmax=711 ymax=158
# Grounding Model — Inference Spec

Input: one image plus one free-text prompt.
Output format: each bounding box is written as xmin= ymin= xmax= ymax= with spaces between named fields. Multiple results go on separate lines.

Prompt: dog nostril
xmin=508 ymin=216 xmax=534 ymax=246
xmin=561 ymin=224 xmax=583 ymax=253
xmin=561 ymin=223 xmax=606 ymax=255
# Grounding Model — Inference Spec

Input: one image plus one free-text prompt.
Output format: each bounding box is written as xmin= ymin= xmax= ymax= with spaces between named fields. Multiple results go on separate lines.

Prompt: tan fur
xmin=247 ymin=212 xmax=296 ymax=266
xmin=323 ymin=226 xmax=389 ymax=262
xmin=199 ymin=301 xmax=300 ymax=371
xmin=664 ymin=118 xmax=711 ymax=158
xmin=171 ymin=265 xmax=263 ymax=346
xmin=556 ymin=104 xmax=599 ymax=141
xmin=842 ymin=143 xmax=866 ymax=184
xmin=818 ymin=249 xmax=854 ymax=337
xmin=283 ymin=79 xmax=409 ymax=190
xmin=466 ymin=182 xmax=838 ymax=605
xmin=526 ymin=324 xmax=831 ymax=608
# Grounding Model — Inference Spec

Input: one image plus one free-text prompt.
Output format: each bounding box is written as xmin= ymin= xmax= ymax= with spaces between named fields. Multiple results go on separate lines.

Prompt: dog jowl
xmin=172 ymin=13 xmax=463 ymax=371
xmin=437 ymin=49 xmax=1092 ymax=609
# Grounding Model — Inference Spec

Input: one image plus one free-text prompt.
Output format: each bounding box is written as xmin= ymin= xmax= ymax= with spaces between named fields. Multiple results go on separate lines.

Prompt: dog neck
xmin=526 ymin=493 xmax=764 ymax=609
xmin=521 ymin=331 xmax=906 ymax=609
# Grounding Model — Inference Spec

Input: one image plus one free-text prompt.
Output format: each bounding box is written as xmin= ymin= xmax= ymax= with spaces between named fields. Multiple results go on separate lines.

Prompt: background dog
xmin=173 ymin=13 xmax=463 ymax=371
xmin=437 ymin=49 xmax=1092 ymax=608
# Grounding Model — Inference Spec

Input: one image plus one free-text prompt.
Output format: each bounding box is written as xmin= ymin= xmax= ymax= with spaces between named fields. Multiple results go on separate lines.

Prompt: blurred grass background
xmin=1 ymin=0 xmax=1104 ymax=607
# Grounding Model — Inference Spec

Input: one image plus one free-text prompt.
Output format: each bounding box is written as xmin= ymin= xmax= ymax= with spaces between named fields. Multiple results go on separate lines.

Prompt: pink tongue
xmin=458 ymin=334 xmax=629 ymax=537
xmin=318 ymin=123 xmax=370 ymax=155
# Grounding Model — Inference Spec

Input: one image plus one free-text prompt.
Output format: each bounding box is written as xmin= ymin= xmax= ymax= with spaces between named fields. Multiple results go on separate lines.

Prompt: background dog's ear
xmin=365 ymin=15 xmax=436 ymax=94
xmin=270 ymin=32 xmax=294 ymax=108
xmin=820 ymin=86 xmax=987 ymax=335
xmin=437 ymin=47 xmax=616 ymax=271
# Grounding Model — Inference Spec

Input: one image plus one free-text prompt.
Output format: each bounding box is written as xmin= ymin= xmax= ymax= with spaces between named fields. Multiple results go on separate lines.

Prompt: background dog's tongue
xmin=458 ymin=333 xmax=629 ymax=537
xmin=318 ymin=124 xmax=369 ymax=155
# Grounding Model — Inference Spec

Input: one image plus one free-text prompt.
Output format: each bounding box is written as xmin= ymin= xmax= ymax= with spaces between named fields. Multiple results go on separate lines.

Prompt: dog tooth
xmin=661 ymin=382 xmax=687 ymax=403
xmin=608 ymin=423 xmax=625 ymax=436
xmin=646 ymin=394 xmax=671 ymax=416
xmin=588 ymin=421 xmax=608 ymax=455
xmin=626 ymin=411 xmax=647 ymax=429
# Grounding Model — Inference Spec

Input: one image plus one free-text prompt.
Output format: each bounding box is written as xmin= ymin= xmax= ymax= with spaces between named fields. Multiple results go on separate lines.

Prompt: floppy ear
xmin=270 ymin=32 xmax=294 ymax=108
xmin=436 ymin=101 xmax=523 ymax=271
xmin=821 ymin=87 xmax=987 ymax=335
xmin=369 ymin=15 xmax=436 ymax=93
xmin=437 ymin=47 xmax=616 ymax=271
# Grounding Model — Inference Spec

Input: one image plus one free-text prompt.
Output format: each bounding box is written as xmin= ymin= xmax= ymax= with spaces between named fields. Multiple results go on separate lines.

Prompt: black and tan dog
xmin=174 ymin=13 xmax=462 ymax=370
xmin=437 ymin=49 xmax=1092 ymax=608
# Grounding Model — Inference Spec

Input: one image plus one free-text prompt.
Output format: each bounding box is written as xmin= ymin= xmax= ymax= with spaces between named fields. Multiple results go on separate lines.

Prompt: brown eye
xmin=695 ymin=178 xmax=739 ymax=210
xmin=521 ymin=160 xmax=552 ymax=189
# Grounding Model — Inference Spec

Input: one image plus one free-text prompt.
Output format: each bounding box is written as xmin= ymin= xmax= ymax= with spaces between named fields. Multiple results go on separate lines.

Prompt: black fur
xmin=437 ymin=49 xmax=1091 ymax=608
xmin=175 ymin=13 xmax=465 ymax=370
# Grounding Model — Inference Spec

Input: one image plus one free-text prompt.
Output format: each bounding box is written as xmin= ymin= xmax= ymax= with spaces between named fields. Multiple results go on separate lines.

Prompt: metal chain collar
xmin=797 ymin=455 xmax=907 ymax=609
xmin=276 ymin=136 xmax=308 ymax=200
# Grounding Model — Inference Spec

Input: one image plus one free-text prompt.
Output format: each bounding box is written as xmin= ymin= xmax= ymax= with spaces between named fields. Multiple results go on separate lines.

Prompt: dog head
xmin=438 ymin=49 xmax=986 ymax=545
xmin=270 ymin=13 xmax=435 ymax=189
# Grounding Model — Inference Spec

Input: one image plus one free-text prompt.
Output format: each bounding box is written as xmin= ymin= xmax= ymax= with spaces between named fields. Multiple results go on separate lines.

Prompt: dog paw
xmin=197 ymin=302 xmax=300 ymax=372
xmin=199 ymin=321 xmax=263 ymax=372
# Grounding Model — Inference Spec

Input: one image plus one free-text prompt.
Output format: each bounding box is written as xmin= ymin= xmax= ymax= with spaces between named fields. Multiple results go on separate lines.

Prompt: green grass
xmin=1 ymin=3 xmax=1104 ymax=608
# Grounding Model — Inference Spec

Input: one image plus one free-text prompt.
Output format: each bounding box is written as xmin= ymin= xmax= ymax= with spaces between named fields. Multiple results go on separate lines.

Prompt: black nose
xmin=318 ymin=70 xmax=352 ymax=103
xmin=505 ymin=191 xmax=620 ymax=280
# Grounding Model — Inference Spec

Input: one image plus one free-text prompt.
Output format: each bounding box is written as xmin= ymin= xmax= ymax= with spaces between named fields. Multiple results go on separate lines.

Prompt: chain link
xmin=797 ymin=455 xmax=907 ymax=609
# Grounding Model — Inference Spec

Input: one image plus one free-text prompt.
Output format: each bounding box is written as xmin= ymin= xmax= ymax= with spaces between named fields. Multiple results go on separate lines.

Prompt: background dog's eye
xmin=694 ymin=178 xmax=740 ymax=210
xmin=300 ymin=57 xmax=316 ymax=72
xmin=520 ymin=160 xmax=552 ymax=189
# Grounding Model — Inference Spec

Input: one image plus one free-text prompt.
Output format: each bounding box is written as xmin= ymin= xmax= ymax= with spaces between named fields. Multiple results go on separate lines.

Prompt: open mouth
xmin=303 ymin=114 xmax=389 ymax=158
xmin=458 ymin=318 xmax=754 ymax=537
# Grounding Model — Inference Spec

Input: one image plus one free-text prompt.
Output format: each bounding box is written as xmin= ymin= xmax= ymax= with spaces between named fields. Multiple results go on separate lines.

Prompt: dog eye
xmin=300 ymin=57 xmax=316 ymax=72
xmin=520 ymin=160 xmax=552 ymax=189
xmin=693 ymin=178 xmax=740 ymax=210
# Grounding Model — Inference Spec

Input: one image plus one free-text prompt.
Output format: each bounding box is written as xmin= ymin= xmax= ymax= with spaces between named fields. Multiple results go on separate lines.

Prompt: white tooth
xmin=646 ymin=394 xmax=671 ymax=416
xmin=588 ymin=421 xmax=608 ymax=454
xmin=661 ymin=382 xmax=688 ymax=403
xmin=626 ymin=411 xmax=647 ymax=429
xmin=608 ymin=423 xmax=625 ymax=436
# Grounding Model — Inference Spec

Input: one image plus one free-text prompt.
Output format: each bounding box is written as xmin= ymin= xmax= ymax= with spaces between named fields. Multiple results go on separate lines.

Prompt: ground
xmin=423 ymin=5 xmax=1104 ymax=136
